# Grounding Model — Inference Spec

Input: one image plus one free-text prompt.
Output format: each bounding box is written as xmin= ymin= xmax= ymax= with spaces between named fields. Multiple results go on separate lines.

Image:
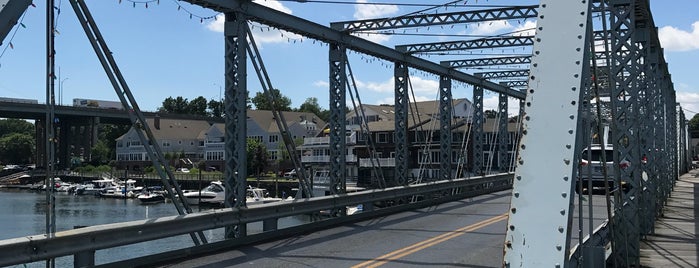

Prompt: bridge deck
xmin=640 ymin=170 xmax=698 ymax=268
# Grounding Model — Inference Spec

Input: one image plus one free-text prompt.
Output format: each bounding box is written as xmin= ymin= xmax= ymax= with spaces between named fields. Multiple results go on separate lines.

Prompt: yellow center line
xmin=352 ymin=213 xmax=508 ymax=268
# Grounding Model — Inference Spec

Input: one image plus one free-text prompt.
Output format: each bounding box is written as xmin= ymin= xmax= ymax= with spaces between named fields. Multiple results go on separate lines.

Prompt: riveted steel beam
xmin=503 ymin=1 xmax=592 ymax=266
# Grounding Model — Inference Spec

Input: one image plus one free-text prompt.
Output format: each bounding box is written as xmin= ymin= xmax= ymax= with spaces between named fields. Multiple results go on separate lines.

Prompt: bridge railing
xmin=0 ymin=173 xmax=513 ymax=267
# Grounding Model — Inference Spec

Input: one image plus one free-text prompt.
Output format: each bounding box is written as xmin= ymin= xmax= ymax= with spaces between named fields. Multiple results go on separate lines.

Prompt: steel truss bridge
xmin=0 ymin=0 xmax=688 ymax=267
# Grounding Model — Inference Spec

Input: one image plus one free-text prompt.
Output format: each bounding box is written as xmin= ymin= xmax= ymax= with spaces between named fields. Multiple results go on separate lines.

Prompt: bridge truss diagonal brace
xmin=503 ymin=1 xmax=591 ymax=267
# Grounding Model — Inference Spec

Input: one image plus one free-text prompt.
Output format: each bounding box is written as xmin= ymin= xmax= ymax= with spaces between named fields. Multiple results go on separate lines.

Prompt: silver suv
xmin=578 ymin=145 xmax=629 ymax=192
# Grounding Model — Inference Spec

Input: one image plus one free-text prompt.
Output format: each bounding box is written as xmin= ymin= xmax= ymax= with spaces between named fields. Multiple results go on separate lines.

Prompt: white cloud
xmin=659 ymin=21 xmax=699 ymax=52
xmin=350 ymin=0 xmax=399 ymax=44
xmin=205 ymin=1 xmax=300 ymax=45
xmin=677 ymin=90 xmax=699 ymax=118
xmin=511 ymin=20 xmax=536 ymax=37
xmin=483 ymin=95 xmax=521 ymax=117
xmin=355 ymin=76 xmax=439 ymax=94
xmin=313 ymin=80 xmax=329 ymax=88
xmin=354 ymin=0 xmax=398 ymax=20
xmin=470 ymin=20 xmax=513 ymax=35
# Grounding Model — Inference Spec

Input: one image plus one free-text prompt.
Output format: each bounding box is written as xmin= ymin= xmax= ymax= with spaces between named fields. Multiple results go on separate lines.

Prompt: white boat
xmin=75 ymin=179 xmax=119 ymax=196
xmin=137 ymin=192 xmax=165 ymax=204
xmin=181 ymin=181 xmax=225 ymax=205
xmin=245 ymin=186 xmax=282 ymax=206
xmin=99 ymin=179 xmax=144 ymax=198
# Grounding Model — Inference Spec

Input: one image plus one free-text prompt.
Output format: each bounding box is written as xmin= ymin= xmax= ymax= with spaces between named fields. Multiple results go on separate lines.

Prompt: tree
xmin=297 ymin=97 xmax=322 ymax=115
xmin=689 ymin=113 xmax=699 ymax=138
xmin=90 ymin=140 xmax=111 ymax=166
xmin=188 ymin=96 xmax=209 ymax=116
xmin=251 ymin=89 xmax=292 ymax=111
xmin=484 ymin=109 xmax=498 ymax=119
xmin=0 ymin=133 xmax=34 ymax=164
xmin=0 ymin=119 xmax=34 ymax=138
xmin=208 ymin=99 xmax=224 ymax=118
xmin=247 ymin=138 xmax=269 ymax=176
xmin=159 ymin=96 xmax=189 ymax=114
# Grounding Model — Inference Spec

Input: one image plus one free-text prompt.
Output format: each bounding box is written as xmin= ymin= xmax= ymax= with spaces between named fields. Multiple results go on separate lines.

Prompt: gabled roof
xmin=116 ymin=117 xmax=212 ymax=141
xmin=247 ymin=110 xmax=325 ymax=133
xmin=352 ymin=98 xmax=472 ymax=122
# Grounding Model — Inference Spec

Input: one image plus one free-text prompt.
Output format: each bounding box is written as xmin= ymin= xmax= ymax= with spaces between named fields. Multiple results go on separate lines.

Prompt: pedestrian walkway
xmin=640 ymin=169 xmax=698 ymax=267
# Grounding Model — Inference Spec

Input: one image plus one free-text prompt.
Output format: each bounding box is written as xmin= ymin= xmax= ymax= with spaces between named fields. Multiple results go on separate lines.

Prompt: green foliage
xmin=0 ymin=119 xmax=34 ymax=137
xmin=188 ymin=96 xmax=209 ymax=116
xmin=246 ymin=137 xmax=269 ymax=176
xmin=689 ymin=113 xmax=699 ymax=138
xmin=251 ymin=89 xmax=292 ymax=111
xmin=207 ymin=99 xmax=224 ymax=118
xmin=0 ymin=133 xmax=34 ymax=164
xmin=0 ymin=119 xmax=35 ymax=164
xmin=159 ymin=96 xmax=190 ymax=114
xmin=484 ymin=109 xmax=498 ymax=118
xmin=90 ymin=140 xmax=111 ymax=166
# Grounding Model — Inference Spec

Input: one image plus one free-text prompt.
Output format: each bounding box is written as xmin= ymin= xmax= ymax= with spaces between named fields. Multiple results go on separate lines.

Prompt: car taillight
xmin=619 ymin=161 xmax=630 ymax=169
xmin=580 ymin=160 xmax=588 ymax=166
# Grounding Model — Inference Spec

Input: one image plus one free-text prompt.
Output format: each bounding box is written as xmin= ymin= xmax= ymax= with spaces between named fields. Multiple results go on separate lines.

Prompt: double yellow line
xmin=352 ymin=213 xmax=508 ymax=268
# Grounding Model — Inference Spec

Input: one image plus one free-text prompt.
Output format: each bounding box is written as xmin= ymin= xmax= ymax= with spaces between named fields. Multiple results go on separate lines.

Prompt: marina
xmin=0 ymin=187 xmax=309 ymax=267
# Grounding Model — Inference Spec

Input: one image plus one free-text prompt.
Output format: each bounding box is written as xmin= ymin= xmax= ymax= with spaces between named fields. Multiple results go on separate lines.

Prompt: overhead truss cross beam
xmin=396 ymin=36 xmax=534 ymax=54
xmin=442 ymin=56 xmax=532 ymax=69
xmin=473 ymin=69 xmax=530 ymax=79
xmin=330 ymin=5 xmax=538 ymax=32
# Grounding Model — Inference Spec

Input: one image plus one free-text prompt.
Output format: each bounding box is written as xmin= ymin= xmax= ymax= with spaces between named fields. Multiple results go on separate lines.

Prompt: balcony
xmin=359 ymin=158 xmax=396 ymax=167
xmin=303 ymin=132 xmax=357 ymax=146
xmin=302 ymin=155 xmax=358 ymax=163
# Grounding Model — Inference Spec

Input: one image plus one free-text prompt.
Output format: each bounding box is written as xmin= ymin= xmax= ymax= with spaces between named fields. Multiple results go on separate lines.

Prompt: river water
xmin=0 ymin=188 xmax=306 ymax=267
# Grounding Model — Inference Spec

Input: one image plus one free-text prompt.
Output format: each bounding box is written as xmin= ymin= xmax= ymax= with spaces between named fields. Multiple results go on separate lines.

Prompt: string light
xmin=0 ymin=6 xmax=34 ymax=64
xmin=118 ymin=0 xmax=219 ymax=22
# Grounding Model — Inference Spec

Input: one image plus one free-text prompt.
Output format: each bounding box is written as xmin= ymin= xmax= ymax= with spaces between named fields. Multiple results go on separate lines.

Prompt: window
xmin=269 ymin=135 xmax=279 ymax=143
xmin=249 ymin=135 xmax=263 ymax=143
xmin=162 ymin=141 xmax=170 ymax=147
xmin=268 ymin=150 xmax=279 ymax=161
xmin=377 ymin=133 xmax=388 ymax=143
xmin=206 ymin=151 xmax=225 ymax=161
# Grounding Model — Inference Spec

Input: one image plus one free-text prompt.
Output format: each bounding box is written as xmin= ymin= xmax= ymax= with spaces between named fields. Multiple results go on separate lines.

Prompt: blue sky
xmin=0 ymin=0 xmax=697 ymax=118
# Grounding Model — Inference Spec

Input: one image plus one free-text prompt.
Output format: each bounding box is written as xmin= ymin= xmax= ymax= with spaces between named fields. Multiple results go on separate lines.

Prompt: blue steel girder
xmin=442 ymin=56 xmax=532 ymax=69
xmin=497 ymin=93 xmax=509 ymax=172
xmin=473 ymin=69 xmax=530 ymax=80
xmin=329 ymin=44 xmax=347 ymax=195
xmin=223 ymin=12 xmax=249 ymax=238
xmin=472 ymin=84 xmax=484 ymax=176
xmin=396 ymin=36 xmax=534 ymax=54
xmin=394 ymin=63 xmax=409 ymax=185
xmin=439 ymin=76 xmax=453 ymax=181
xmin=609 ymin=0 xmax=642 ymax=265
xmin=181 ymin=0 xmax=525 ymax=100
xmin=330 ymin=5 xmax=538 ymax=32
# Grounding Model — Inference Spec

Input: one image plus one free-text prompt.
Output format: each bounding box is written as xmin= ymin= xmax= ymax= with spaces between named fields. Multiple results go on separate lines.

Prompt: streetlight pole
xmin=214 ymin=82 xmax=223 ymax=116
xmin=60 ymin=77 xmax=69 ymax=106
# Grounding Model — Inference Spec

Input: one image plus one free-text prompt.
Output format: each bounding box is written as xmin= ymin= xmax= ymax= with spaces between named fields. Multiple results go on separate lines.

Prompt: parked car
xmin=176 ymin=168 xmax=190 ymax=173
xmin=283 ymin=169 xmax=297 ymax=178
